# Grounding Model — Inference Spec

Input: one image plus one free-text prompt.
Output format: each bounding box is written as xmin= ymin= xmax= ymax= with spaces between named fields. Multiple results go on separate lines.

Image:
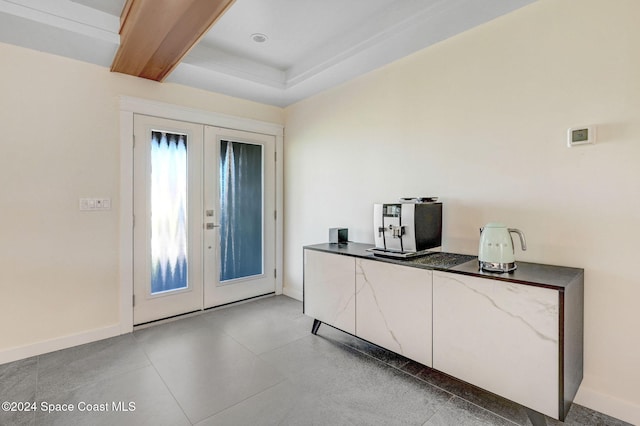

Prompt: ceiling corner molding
xmin=111 ymin=0 xmax=236 ymax=81
xmin=0 ymin=0 xmax=119 ymax=43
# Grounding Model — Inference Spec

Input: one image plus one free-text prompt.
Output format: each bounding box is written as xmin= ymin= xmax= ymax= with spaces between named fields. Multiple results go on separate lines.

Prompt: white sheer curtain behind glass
xmin=150 ymin=131 xmax=188 ymax=294
xmin=219 ymin=140 xmax=264 ymax=282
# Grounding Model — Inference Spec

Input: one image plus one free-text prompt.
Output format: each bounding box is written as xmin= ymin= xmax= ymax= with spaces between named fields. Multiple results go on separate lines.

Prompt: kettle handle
xmin=508 ymin=228 xmax=527 ymax=251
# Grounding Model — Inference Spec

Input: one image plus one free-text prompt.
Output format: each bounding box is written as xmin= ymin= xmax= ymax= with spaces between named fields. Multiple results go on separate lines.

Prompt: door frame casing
xmin=119 ymin=96 xmax=284 ymax=333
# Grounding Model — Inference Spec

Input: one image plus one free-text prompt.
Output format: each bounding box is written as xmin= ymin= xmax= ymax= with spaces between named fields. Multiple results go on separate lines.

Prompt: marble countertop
xmin=304 ymin=242 xmax=584 ymax=290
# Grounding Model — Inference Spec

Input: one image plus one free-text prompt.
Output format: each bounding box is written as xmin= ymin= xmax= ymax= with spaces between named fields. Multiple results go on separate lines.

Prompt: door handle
xmin=205 ymin=223 xmax=220 ymax=230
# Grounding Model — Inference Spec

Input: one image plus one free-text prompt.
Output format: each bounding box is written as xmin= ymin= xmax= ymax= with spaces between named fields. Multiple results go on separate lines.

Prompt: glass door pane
xmin=219 ymin=140 xmax=264 ymax=282
xmin=150 ymin=131 xmax=189 ymax=293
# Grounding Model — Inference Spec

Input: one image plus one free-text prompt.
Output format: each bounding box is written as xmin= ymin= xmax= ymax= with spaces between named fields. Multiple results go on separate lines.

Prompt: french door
xmin=203 ymin=127 xmax=276 ymax=307
xmin=133 ymin=115 xmax=276 ymax=325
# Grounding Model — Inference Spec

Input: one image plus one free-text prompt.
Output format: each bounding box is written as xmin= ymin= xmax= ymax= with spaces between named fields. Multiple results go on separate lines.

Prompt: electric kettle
xmin=478 ymin=223 xmax=527 ymax=272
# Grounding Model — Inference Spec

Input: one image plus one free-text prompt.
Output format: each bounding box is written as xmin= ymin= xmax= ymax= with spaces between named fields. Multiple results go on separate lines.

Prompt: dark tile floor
xmin=0 ymin=296 xmax=632 ymax=426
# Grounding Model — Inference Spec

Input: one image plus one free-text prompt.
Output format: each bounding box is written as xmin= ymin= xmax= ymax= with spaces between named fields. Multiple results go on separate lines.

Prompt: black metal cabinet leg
xmin=311 ymin=319 xmax=322 ymax=335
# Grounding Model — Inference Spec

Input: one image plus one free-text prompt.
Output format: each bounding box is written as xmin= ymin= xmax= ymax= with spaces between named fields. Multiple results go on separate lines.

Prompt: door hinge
xmin=274 ymin=210 xmax=277 ymax=221
xmin=274 ymin=269 xmax=277 ymax=278
xmin=132 ymin=215 xmax=135 ymax=228
xmin=132 ymin=294 xmax=135 ymax=307
xmin=274 ymin=151 xmax=277 ymax=162
xmin=133 ymin=134 xmax=136 ymax=148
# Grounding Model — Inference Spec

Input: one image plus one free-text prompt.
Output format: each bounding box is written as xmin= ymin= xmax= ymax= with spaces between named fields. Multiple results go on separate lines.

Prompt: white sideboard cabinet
xmin=355 ymin=258 xmax=432 ymax=366
xmin=303 ymin=249 xmax=355 ymax=334
xmin=303 ymin=243 xmax=583 ymax=425
xmin=433 ymin=271 xmax=559 ymax=417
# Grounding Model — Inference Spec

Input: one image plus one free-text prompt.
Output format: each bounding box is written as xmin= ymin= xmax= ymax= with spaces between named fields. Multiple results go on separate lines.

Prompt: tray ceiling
xmin=0 ymin=0 xmax=536 ymax=106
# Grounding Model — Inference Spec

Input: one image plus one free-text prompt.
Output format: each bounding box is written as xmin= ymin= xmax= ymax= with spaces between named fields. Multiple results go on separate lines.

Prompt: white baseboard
xmin=0 ymin=324 xmax=124 ymax=366
xmin=283 ymin=286 xmax=303 ymax=301
xmin=574 ymin=384 xmax=640 ymax=425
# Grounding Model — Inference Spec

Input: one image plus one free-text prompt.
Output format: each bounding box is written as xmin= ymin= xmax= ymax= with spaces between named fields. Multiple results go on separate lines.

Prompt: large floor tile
xmin=320 ymin=369 xmax=452 ymax=426
xmin=254 ymin=295 xmax=307 ymax=320
xmin=150 ymin=331 xmax=285 ymax=424
xmin=133 ymin=314 xmax=227 ymax=361
xmin=424 ymin=396 xmax=518 ymax=426
xmin=34 ymin=366 xmax=189 ymax=426
xmin=194 ymin=296 xmax=313 ymax=355
xmin=201 ymin=295 xmax=304 ymax=333
xmin=199 ymin=375 xmax=444 ymax=426
xmin=547 ymin=403 xmax=634 ymax=426
xmin=0 ymin=357 xmax=38 ymax=426
xmin=133 ymin=312 xmax=219 ymax=347
xmin=207 ymin=298 xmax=284 ymax=321
xmin=219 ymin=311 xmax=313 ymax=355
xmin=262 ymin=332 xmax=411 ymax=394
xmin=349 ymin=337 xmax=413 ymax=369
xmin=313 ymin=321 xmax=413 ymax=369
xmin=195 ymin=380 xmax=310 ymax=426
xmin=401 ymin=360 xmax=530 ymax=425
xmin=260 ymin=334 xmax=365 ymax=385
xmin=260 ymin=334 xmax=452 ymax=425
xmin=313 ymin=320 xmax=422 ymax=372
xmin=36 ymin=335 xmax=150 ymax=401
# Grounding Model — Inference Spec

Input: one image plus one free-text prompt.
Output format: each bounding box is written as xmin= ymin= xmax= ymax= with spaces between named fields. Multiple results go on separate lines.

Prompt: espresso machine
xmin=370 ymin=199 xmax=442 ymax=258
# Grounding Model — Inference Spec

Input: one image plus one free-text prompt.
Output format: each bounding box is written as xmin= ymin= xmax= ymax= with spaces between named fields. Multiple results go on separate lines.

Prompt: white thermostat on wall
xmin=567 ymin=125 xmax=596 ymax=147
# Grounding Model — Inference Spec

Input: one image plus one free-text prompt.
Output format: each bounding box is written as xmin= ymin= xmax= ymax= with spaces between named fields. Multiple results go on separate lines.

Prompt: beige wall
xmin=0 ymin=42 xmax=283 ymax=351
xmin=284 ymin=0 xmax=639 ymax=422
xmin=1 ymin=0 xmax=639 ymax=422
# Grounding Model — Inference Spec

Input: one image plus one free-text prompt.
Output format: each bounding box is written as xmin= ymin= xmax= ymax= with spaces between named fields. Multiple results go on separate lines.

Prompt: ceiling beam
xmin=111 ymin=0 xmax=236 ymax=81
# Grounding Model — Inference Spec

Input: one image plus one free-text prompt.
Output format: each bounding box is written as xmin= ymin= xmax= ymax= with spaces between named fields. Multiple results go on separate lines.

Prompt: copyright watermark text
xmin=2 ymin=401 xmax=136 ymax=413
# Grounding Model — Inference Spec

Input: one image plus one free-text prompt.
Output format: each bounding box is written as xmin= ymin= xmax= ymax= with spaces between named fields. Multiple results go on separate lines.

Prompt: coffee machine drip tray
xmin=367 ymin=248 xmax=438 ymax=259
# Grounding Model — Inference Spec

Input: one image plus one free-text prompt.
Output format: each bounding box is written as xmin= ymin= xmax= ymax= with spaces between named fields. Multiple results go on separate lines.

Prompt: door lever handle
xmin=205 ymin=223 xmax=220 ymax=230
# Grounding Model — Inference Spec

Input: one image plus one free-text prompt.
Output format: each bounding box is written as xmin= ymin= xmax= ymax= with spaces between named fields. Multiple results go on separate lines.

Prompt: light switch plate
xmin=80 ymin=198 xmax=111 ymax=211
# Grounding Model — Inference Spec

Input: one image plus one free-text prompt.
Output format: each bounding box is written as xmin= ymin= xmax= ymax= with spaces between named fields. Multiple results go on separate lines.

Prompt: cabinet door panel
xmin=356 ymin=259 xmax=432 ymax=366
xmin=303 ymin=250 xmax=355 ymax=334
xmin=433 ymin=271 xmax=559 ymax=418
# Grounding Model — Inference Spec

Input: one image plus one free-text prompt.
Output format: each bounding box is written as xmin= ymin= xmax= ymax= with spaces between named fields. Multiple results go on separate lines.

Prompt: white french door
xmin=203 ymin=127 xmax=276 ymax=308
xmin=133 ymin=115 xmax=276 ymax=325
